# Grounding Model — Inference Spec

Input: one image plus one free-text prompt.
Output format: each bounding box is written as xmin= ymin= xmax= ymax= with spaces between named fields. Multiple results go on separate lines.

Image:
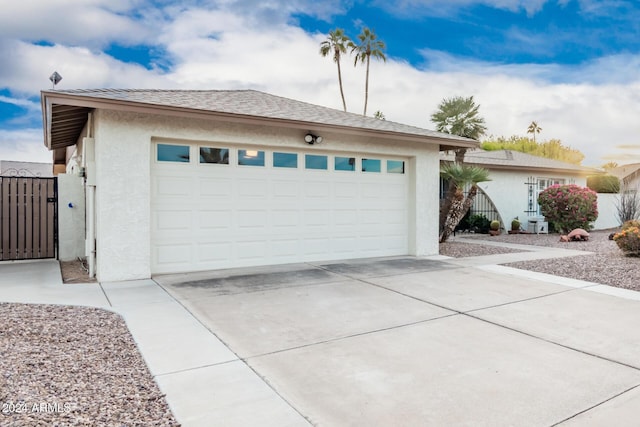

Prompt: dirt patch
xmin=60 ymin=260 xmax=96 ymax=284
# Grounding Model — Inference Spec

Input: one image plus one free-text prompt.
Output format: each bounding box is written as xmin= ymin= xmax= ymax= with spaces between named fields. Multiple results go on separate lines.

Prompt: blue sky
xmin=2 ymin=0 xmax=640 ymax=166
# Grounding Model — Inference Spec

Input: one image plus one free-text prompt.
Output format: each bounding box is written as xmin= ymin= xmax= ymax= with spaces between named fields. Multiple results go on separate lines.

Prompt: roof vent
xmin=505 ymin=150 xmax=514 ymax=160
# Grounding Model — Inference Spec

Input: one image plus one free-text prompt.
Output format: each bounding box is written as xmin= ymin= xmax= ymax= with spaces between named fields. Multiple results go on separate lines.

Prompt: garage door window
xmin=305 ymin=154 xmax=328 ymax=170
xmin=362 ymin=158 xmax=381 ymax=173
xmin=157 ymin=144 xmax=190 ymax=163
xmin=387 ymin=160 xmax=405 ymax=174
xmin=273 ymin=152 xmax=298 ymax=168
xmin=335 ymin=156 xmax=355 ymax=171
xmin=238 ymin=149 xmax=265 ymax=166
xmin=200 ymin=147 xmax=229 ymax=164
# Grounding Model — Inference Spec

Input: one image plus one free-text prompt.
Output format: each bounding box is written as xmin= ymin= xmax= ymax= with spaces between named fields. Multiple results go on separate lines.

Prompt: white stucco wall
xmin=91 ymin=109 xmax=441 ymax=282
xmin=594 ymin=193 xmax=621 ymax=230
xmin=57 ymin=174 xmax=86 ymax=261
xmin=476 ymin=169 xmax=587 ymax=228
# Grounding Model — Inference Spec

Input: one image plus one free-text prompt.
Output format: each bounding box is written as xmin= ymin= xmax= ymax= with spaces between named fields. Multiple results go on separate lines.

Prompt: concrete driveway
xmin=154 ymin=254 xmax=640 ymax=426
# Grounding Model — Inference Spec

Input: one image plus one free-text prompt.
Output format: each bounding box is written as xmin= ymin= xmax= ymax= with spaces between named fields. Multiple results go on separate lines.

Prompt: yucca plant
xmin=439 ymin=163 xmax=491 ymax=243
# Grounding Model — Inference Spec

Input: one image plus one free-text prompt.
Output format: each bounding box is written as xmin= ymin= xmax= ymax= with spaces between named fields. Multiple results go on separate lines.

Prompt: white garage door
xmin=150 ymin=142 xmax=409 ymax=274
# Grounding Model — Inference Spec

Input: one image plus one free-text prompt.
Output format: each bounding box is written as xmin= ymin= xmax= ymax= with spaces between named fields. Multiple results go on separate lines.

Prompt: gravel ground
xmin=440 ymin=230 xmax=640 ymax=292
xmin=0 ymin=303 xmax=179 ymax=427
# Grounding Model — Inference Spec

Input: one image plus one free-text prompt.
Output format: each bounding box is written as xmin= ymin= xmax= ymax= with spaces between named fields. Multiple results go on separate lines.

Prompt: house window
xmin=273 ymin=152 xmax=298 ymax=168
xmin=335 ymin=157 xmax=355 ymax=171
xmin=305 ymin=154 xmax=328 ymax=170
xmin=538 ymin=178 xmax=565 ymax=191
xmin=362 ymin=158 xmax=381 ymax=173
xmin=532 ymin=177 xmax=566 ymax=215
xmin=238 ymin=149 xmax=265 ymax=166
xmin=200 ymin=147 xmax=229 ymax=164
xmin=387 ymin=160 xmax=405 ymax=174
xmin=157 ymin=144 xmax=189 ymax=163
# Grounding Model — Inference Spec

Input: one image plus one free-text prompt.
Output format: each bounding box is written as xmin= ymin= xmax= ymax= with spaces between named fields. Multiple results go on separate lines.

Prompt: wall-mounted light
xmin=304 ymin=133 xmax=323 ymax=145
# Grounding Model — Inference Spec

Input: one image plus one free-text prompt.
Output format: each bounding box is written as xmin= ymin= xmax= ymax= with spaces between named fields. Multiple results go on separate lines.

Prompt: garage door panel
xmin=237 ymin=210 xmax=268 ymax=229
xmin=270 ymin=239 xmax=300 ymax=258
xmin=331 ymin=237 xmax=359 ymax=255
xmin=334 ymin=209 xmax=357 ymax=225
xmin=199 ymin=178 xmax=233 ymax=197
xmin=304 ymin=181 xmax=330 ymax=198
xmin=271 ymin=210 xmax=300 ymax=227
xmin=151 ymin=144 xmax=409 ymax=274
xmin=303 ymin=209 xmax=330 ymax=227
xmin=155 ymin=176 xmax=194 ymax=197
xmin=155 ymin=210 xmax=192 ymax=231
xmin=236 ymin=241 xmax=268 ymax=260
xmin=155 ymin=243 xmax=192 ymax=265
xmin=237 ymin=179 xmax=268 ymax=198
xmin=197 ymin=210 xmax=232 ymax=229
xmin=335 ymin=182 xmax=358 ymax=198
xmin=303 ymin=238 xmax=330 ymax=256
xmin=196 ymin=242 xmax=232 ymax=263
xmin=272 ymin=180 xmax=300 ymax=198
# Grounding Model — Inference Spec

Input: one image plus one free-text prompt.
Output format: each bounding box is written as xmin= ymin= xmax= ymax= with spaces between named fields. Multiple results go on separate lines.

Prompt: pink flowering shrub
xmin=537 ymin=184 xmax=598 ymax=233
xmin=613 ymin=221 xmax=640 ymax=256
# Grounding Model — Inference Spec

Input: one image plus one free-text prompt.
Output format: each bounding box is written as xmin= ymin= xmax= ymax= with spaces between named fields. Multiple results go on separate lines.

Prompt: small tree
xmin=439 ymin=163 xmax=491 ymax=242
xmin=538 ymin=184 xmax=598 ymax=233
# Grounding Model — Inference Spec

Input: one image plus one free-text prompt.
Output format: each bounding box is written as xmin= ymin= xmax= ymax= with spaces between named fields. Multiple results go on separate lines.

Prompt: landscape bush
xmin=613 ymin=226 xmax=640 ymax=257
xmin=587 ymin=175 xmax=620 ymax=193
xmin=537 ymin=184 xmax=598 ymax=233
xmin=468 ymin=214 xmax=490 ymax=233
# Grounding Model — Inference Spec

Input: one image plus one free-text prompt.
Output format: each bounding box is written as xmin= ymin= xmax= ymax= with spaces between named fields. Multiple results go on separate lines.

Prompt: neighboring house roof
xmin=441 ymin=149 xmax=602 ymax=175
xmin=609 ymin=163 xmax=640 ymax=184
xmin=41 ymin=89 xmax=478 ymax=164
xmin=0 ymin=160 xmax=53 ymax=177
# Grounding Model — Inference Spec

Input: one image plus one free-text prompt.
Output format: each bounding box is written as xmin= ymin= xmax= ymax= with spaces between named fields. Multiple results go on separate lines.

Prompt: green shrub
xmin=537 ymin=184 xmax=598 ymax=233
xmin=490 ymin=220 xmax=500 ymax=231
xmin=468 ymin=214 xmax=490 ymax=233
xmin=587 ymin=175 xmax=620 ymax=193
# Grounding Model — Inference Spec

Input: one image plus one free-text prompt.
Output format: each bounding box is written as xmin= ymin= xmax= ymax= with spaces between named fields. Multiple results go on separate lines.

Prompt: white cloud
xmin=0 ymin=129 xmax=51 ymax=163
xmin=0 ymin=39 xmax=170 ymax=95
xmin=0 ymin=0 xmax=157 ymax=47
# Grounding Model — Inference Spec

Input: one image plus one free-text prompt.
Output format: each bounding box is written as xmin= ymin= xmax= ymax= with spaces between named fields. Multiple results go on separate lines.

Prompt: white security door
xmin=150 ymin=142 xmax=409 ymax=274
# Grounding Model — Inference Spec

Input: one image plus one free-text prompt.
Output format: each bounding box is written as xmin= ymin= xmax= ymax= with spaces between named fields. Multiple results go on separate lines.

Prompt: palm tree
xmin=527 ymin=121 xmax=542 ymax=143
xmin=350 ymin=27 xmax=386 ymax=116
xmin=373 ymin=110 xmax=386 ymax=120
xmin=431 ymin=96 xmax=487 ymax=163
xmin=439 ymin=163 xmax=491 ymax=243
xmin=320 ymin=29 xmax=350 ymax=112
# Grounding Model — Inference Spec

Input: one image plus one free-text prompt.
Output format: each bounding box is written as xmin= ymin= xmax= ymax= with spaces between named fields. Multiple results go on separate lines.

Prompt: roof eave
xmin=41 ymin=90 xmax=479 ymax=151
xmin=453 ymin=161 xmax=601 ymax=176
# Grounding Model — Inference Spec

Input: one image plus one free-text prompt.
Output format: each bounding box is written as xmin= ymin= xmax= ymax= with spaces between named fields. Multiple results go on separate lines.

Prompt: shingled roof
xmin=41 ymin=89 xmax=478 ymax=160
xmin=441 ymin=149 xmax=602 ymax=175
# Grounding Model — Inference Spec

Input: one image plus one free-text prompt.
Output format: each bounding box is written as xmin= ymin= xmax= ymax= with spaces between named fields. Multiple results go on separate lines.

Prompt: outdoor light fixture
xmin=304 ymin=133 xmax=323 ymax=145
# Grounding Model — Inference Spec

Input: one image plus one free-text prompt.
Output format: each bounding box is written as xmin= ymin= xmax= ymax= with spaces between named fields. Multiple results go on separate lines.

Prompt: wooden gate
xmin=0 ymin=177 xmax=58 ymax=260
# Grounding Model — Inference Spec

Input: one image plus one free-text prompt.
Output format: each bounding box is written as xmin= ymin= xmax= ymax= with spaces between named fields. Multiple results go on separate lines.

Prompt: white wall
xmin=91 ymin=109 xmax=440 ymax=282
xmin=476 ymin=170 xmax=587 ymax=229
xmin=57 ymin=174 xmax=86 ymax=261
xmin=594 ymin=193 xmax=621 ymax=230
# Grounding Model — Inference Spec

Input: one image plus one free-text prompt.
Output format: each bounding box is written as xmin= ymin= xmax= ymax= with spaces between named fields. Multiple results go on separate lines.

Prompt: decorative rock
xmin=567 ymin=228 xmax=590 ymax=241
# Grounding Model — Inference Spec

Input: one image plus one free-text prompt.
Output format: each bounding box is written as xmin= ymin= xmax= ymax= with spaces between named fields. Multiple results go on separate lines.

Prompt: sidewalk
xmin=2 ymin=243 xmax=640 ymax=426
